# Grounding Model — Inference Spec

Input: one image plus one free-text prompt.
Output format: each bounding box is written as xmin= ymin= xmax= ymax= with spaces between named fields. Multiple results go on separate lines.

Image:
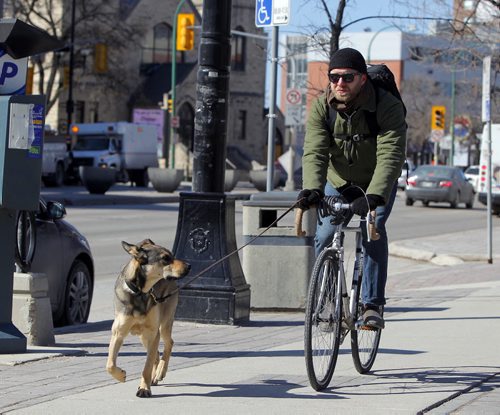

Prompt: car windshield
xmin=414 ymin=166 xmax=454 ymax=179
xmin=73 ymin=135 xmax=110 ymax=151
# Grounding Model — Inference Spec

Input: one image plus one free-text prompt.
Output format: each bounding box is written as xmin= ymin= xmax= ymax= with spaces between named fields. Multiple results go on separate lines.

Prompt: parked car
xmin=405 ymin=165 xmax=475 ymax=208
xmin=464 ymin=165 xmax=480 ymax=193
xmin=16 ymin=199 xmax=94 ymax=326
xmin=397 ymin=159 xmax=415 ymax=190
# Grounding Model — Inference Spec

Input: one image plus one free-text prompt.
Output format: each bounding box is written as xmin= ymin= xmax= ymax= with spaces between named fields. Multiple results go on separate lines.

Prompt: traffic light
xmin=94 ymin=43 xmax=108 ymax=73
xmin=167 ymin=99 xmax=173 ymax=113
xmin=176 ymin=13 xmax=195 ymax=51
xmin=431 ymin=105 xmax=446 ymax=130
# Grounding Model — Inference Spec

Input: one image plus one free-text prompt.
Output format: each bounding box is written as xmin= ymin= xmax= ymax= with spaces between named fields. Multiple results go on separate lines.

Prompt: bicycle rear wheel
xmin=304 ymin=249 xmax=342 ymax=391
xmin=350 ymin=271 xmax=382 ymax=374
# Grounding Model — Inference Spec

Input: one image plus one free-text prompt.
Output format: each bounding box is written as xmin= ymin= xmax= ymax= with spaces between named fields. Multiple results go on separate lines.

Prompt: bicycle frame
xmin=328 ymin=221 xmax=365 ymax=332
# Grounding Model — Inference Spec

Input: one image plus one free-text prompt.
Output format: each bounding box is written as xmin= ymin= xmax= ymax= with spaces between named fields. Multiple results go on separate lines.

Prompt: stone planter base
xmin=148 ymin=168 xmax=184 ymax=193
xmin=224 ymin=169 xmax=241 ymax=192
xmin=249 ymin=170 xmax=280 ymax=191
xmin=79 ymin=166 xmax=116 ymax=194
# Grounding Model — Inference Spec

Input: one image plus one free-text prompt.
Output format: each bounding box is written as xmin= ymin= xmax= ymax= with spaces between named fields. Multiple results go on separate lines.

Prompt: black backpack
xmin=326 ymin=64 xmax=406 ymax=137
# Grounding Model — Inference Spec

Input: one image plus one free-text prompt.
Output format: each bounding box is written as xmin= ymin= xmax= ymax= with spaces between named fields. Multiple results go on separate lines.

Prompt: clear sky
xmin=274 ymin=0 xmax=453 ymax=35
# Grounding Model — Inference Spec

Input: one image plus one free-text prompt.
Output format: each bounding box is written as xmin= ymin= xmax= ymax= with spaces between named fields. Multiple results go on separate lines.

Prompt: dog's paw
xmin=108 ymin=367 xmax=126 ymax=383
xmin=152 ymin=362 xmax=167 ymax=385
xmin=136 ymin=387 xmax=152 ymax=398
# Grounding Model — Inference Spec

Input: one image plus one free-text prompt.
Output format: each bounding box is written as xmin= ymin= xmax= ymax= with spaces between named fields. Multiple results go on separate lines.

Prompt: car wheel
xmin=405 ymin=197 xmax=414 ymax=206
xmin=423 ymin=201 xmax=429 ymax=207
xmin=61 ymin=260 xmax=92 ymax=326
xmin=450 ymin=192 xmax=460 ymax=209
xmin=466 ymin=197 xmax=474 ymax=209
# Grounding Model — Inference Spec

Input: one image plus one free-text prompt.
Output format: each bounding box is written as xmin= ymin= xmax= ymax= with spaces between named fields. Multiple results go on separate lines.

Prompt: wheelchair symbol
xmin=256 ymin=0 xmax=271 ymax=25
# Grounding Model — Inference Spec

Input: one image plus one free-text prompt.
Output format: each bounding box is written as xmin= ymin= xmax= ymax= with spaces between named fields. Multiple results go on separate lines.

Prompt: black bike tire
xmin=14 ymin=210 xmax=37 ymax=273
xmin=350 ymin=266 xmax=382 ymax=374
xmin=304 ymin=248 xmax=342 ymax=391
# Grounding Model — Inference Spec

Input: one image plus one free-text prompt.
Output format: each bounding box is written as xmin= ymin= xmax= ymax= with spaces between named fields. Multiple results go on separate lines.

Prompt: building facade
xmin=5 ymin=0 xmax=282 ymax=171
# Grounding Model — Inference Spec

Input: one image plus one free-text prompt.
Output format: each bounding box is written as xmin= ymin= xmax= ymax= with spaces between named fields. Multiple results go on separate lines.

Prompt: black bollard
xmin=173 ymin=0 xmax=250 ymax=324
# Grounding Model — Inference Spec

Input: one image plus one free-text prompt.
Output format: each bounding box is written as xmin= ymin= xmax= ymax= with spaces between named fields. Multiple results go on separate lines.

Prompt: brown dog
xmin=106 ymin=239 xmax=190 ymax=397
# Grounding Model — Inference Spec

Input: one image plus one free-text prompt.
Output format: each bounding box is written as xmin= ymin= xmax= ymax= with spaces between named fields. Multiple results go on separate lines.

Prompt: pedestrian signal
xmin=176 ymin=13 xmax=195 ymax=51
xmin=431 ymin=106 xmax=446 ymax=130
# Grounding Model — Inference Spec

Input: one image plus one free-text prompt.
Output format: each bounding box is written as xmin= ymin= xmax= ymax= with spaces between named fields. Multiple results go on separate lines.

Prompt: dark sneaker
xmin=362 ymin=305 xmax=385 ymax=329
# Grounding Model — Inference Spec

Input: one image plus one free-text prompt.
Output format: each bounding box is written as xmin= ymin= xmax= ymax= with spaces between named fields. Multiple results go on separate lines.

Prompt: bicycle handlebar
xmin=295 ymin=202 xmax=380 ymax=242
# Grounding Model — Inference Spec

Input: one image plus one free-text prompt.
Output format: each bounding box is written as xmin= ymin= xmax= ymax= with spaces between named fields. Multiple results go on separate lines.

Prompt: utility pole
xmin=66 ymin=0 xmax=76 ymax=133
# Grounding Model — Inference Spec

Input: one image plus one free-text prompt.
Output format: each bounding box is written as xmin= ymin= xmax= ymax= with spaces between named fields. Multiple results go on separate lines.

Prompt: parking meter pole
xmin=0 ymin=210 xmax=25 ymax=352
xmin=173 ymin=0 xmax=250 ymax=324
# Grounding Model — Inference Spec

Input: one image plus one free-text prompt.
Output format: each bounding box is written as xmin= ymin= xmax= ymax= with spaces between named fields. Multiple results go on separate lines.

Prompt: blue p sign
xmin=0 ymin=62 xmax=18 ymax=85
xmin=0 ymin=49 xmax=27 ymax=95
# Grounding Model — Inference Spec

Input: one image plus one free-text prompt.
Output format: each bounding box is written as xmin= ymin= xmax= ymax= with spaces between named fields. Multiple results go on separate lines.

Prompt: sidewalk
xmin=0 ymin=184 xmax=499 ymax=414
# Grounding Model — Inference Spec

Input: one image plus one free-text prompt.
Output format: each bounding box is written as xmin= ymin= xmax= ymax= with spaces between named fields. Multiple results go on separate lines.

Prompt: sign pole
xmin=265 ymin=24 xmax=278 ymax=191
xmin=482 ymin=55 xmax=492 ymax=263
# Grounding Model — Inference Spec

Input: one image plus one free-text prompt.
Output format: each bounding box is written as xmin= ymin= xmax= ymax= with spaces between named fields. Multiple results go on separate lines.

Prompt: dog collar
xmin=124 ymin=280 xmax=143 ymax=296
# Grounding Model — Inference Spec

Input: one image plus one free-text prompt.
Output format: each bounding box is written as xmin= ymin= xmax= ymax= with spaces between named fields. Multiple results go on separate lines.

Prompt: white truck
xmin=478 ymin=123 xmax=500 ymax=214
xmin=42 ymin=134 xmax=70 ymax=187
xmin=68 ymin=122 xmax=159 ymax=187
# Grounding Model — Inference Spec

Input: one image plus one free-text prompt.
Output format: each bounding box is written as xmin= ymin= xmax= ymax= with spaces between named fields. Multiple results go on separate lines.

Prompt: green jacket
xmin=302 ymin=81 xmax=407 ymax=203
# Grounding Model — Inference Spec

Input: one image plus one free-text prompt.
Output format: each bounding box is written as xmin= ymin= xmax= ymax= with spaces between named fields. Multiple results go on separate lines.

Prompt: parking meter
xmin=0 ymin=18 xmax=63 ymax=353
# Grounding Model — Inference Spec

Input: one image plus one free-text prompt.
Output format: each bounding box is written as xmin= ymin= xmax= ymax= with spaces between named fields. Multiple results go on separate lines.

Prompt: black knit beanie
xmin=329 ymin=48 xmax=367 ymax=74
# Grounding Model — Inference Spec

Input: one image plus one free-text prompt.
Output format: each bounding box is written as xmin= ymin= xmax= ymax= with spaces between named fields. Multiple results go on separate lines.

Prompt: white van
xmin=478 ymin=123 xmax=500 ymax=213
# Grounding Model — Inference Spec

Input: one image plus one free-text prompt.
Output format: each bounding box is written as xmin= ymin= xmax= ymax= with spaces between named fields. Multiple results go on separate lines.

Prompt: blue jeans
xmin=314 ymin=182 xmax=397 ymax=306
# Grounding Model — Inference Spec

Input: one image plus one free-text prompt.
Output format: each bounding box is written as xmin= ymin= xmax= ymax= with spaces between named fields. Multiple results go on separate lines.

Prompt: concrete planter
xmin=79 ymin=166 xmax=116 ymax=195
xmin=148 ymin=168 xmax=184 ymax=193
xmin=249 ymin=170 xmax=280 ymax=191
xmin=224 ymin=169 xmax=241 ymax=192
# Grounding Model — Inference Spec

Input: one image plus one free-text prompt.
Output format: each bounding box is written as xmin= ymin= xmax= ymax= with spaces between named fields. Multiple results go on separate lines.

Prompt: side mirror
xmin=46 ymin=201 xmax=66 ymax=220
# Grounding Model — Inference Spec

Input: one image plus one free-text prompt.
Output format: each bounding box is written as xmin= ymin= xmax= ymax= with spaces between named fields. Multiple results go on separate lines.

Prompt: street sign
xmin=285 ymin=88 xmax=303 ymax=127
xmin=430 ymin=129 xmax=444 ymax=143
xmin=255 ymin=0 xmax=290 ymax=27
xmin=286 ymin=88 xmax=301 ymax=105
xmin=482 ymin=55 xmax=491 ymax=122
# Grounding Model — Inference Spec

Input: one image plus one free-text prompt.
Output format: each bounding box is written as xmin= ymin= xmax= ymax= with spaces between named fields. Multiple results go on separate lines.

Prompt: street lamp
xmin=367 ymin=25 xmax=398 ymax=64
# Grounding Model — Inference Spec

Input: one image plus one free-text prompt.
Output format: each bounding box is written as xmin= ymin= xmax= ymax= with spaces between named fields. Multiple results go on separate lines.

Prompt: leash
xmin=151 ymin=199 xmax=304 ymax=303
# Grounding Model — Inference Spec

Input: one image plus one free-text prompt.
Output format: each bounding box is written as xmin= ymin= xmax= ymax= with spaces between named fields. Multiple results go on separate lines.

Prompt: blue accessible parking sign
xmin=255 ymin=0 xmax=290 ymax=27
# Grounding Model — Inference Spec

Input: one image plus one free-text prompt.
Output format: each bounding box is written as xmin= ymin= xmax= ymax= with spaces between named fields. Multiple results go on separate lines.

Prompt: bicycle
xmin=296 ymin=196 xmax=382 ymax=391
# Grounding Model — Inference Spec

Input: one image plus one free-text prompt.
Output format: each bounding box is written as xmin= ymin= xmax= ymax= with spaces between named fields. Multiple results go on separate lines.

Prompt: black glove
xmin=350 ymin=194 xmax=385 ymax=217
xmin=297 ymin=189 xmax=324 ymax=210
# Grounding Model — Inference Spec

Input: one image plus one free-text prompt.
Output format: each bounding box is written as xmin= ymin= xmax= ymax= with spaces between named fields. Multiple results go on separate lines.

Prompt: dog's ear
xmin=138 ymin=238 xmax=155 ymax=247
xmin=122 ymin=241 xmax=148 ymax=264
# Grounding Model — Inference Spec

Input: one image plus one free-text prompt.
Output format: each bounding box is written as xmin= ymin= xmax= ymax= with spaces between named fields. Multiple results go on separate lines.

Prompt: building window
xmin=142 ymin=23 xmax=172 ymax=64
xmin=231 ymin=26 xmax=246 ymax=71
xmin=286 ymin=36 xmax=308 ymax=89
xmin=153 ymin=23 xmax=171 ymax=63
xmin=236 ymin=110 xmax=246 ymax=140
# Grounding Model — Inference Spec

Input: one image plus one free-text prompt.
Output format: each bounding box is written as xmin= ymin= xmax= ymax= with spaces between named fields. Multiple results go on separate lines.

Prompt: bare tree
xmin=5 ymin=0 xmax=147 ymax=115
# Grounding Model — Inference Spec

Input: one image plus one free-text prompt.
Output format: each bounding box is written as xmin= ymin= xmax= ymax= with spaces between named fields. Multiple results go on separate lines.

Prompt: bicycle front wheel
xmin=350 ymin=272 xmax=382 ymax=374
xmin=304 ymin=249 xmax=342 ymax=391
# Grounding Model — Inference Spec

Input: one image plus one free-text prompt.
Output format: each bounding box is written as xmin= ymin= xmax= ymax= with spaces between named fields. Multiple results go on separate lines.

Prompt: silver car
xmin=405 ymin=165 xmax=475 ymax=208
xmin=16 ymin=199 xmax=94 ymax=326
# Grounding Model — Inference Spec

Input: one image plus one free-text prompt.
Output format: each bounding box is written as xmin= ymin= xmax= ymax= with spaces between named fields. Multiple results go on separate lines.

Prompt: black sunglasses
xmin=328 ymin=72 xmax=360 ymax=83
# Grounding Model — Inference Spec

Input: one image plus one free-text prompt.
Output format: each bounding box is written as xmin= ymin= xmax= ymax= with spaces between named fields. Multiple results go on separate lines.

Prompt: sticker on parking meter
xmin=28 ymin=104 xmax=44 ymax=158
xmin=8 ymin=103 xmax=30 ymax=149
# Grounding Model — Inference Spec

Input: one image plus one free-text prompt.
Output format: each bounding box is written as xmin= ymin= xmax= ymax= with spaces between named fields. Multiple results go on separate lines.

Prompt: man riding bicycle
xmin=297 ymin=47 xmax=407 ymax=330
